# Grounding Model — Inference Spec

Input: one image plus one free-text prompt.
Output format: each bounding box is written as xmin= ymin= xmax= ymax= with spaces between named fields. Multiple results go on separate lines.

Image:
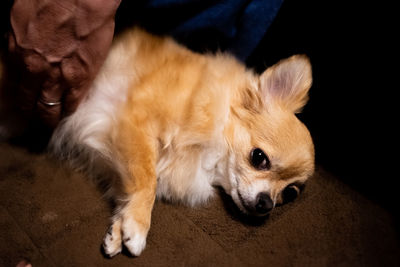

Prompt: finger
xmin=36 ymin=100 xmax=62 ymax=129
xmin=36 ymin=94 xmax=64 ymax=128
xmin=61 ymin=8 xmax=117 ymax=116
xmin=36 ymin=67 xmax=65 ymax=128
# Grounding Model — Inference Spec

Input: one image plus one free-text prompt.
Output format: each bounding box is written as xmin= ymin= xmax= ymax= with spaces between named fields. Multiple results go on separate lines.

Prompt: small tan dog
xmin=2 ymin=28 xmax=315 ymax=257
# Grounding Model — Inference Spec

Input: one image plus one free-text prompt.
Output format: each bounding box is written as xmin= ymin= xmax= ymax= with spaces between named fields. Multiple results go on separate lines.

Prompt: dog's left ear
xmin=260 ymin=55 xmax=312 ymax=113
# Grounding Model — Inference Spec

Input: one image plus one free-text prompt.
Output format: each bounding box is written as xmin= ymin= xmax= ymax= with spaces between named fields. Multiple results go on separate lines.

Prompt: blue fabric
xmin=123 ymin=0 xmax=283 ymax=61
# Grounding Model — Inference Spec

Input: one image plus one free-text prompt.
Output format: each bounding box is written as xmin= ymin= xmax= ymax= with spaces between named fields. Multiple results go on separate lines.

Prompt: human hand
xmin=8 ymin=0 xmax=121 ymax=128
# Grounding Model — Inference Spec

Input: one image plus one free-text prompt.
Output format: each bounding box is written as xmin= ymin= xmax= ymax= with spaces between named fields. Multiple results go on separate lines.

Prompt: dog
xmin=0 ymin=28 xmax=315 ymax=257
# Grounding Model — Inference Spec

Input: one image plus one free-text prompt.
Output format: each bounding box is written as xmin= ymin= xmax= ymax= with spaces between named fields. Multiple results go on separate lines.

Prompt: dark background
xmin=246 ymin=0 xmax=395 ymax=213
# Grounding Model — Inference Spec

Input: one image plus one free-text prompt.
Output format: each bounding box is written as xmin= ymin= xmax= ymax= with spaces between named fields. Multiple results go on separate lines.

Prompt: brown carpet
xmin=0 ymin=142 xmax=399 ymax=267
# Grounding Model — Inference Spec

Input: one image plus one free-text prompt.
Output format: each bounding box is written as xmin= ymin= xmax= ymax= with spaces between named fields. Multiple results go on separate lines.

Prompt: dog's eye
xmin=282 ymin=185 xmax=300 ymax=203
xmin=250 ymin=148 xmax=270 ymax=170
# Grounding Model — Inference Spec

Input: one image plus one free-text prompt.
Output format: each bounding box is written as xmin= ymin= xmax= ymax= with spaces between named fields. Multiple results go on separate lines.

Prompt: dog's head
xmin=222 ymin=55 xmax=314 ymax=216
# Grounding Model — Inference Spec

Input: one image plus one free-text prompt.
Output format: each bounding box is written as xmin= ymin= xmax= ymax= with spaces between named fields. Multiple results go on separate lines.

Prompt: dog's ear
xmin=260 ymin=55 xmax=312 ymax=113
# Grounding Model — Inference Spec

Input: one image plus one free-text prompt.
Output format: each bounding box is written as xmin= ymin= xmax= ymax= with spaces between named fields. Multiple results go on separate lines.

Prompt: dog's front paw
xmin=103 ymin=221 xmax=122 ymax=257
xmin=122 ymin=217 xmax=147 ymax=256
xmin=102 ymin=214 xmax=149 ymax=257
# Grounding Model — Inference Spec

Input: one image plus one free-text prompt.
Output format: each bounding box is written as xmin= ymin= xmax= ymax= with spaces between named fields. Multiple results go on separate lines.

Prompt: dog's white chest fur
xmin=156 ymin=142 xmax=226 ymax=206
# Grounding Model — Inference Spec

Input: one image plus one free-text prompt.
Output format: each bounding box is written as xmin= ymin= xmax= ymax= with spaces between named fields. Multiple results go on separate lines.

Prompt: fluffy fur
xmin=1 ymin=28 xmax=315 ymax=257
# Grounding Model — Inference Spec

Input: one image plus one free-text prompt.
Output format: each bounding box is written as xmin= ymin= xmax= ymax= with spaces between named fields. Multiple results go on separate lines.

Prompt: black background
xmin=246 ymin=0 xmax=396 ymax=214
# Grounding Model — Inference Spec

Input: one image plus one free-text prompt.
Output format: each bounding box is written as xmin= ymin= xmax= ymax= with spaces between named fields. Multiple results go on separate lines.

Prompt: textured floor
xmin=0 ymin=142 xmax=399 ymax=267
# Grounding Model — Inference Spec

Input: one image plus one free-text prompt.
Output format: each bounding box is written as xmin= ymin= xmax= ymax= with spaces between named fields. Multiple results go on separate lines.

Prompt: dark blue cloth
xmin=117 ymin=0 xmax=283 ymax=61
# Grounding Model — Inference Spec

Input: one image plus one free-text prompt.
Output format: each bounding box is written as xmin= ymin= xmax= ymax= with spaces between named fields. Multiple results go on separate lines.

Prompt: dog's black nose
xmin=255 ymin=192 xmax=273 ymax=214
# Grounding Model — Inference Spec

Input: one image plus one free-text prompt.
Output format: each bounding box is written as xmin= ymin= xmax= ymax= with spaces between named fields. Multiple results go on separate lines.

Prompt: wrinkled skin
xmin=8 ymin=0 xmax=121 ymax=128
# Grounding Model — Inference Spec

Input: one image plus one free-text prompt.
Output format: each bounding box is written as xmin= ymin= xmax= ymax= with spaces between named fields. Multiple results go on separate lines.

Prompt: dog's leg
xmin=103 ymin=124 xmax=157 ymax=257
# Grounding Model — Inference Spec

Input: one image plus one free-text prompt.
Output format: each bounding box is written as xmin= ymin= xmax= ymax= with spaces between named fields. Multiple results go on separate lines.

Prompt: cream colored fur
xmin=1 ymin=28 xmax=315 ymax=257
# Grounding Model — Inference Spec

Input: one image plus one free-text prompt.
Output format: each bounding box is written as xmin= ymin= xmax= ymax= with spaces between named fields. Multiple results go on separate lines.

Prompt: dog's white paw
xmin=102 ymin=215 xmax=149 ymax=257
xmin=102 ymin=225 xmax=122 ymax=258
xmin=122 ymin=217 xmax=148 ymax=256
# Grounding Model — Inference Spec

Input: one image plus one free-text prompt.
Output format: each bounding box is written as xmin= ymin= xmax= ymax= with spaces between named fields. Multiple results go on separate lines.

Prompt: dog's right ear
xmin=259 ymin=55 xmax=312 ymax=113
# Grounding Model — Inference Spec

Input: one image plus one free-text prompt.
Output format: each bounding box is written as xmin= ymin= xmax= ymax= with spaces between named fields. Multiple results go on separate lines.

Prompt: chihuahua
xmin=1 ymin=28 xmax=315 ymax=257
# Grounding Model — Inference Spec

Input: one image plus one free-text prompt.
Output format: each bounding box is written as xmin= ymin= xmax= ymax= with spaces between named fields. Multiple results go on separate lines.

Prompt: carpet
xmin=0 ymin=142 xmax=399 ymax=266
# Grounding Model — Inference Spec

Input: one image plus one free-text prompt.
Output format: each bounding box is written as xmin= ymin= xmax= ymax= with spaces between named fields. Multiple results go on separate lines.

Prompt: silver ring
xmin=39 ymin=99 xmax=62 ymax=106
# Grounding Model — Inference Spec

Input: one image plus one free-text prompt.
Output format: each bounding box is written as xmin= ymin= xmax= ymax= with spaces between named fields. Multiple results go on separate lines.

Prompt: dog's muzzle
xmin=238 ymin=191 xmax=274 ymax=216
